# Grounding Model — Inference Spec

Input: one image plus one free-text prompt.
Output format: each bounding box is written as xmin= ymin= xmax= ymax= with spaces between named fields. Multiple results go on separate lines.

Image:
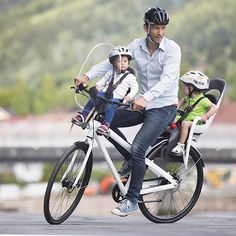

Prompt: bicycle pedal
xmin=96 ymin=130 xmax=109 ymax=136
xmin=71 ymin=120 xmax=89 ymax=130
xmin=80 ymin=122 xmax=89 ymax=129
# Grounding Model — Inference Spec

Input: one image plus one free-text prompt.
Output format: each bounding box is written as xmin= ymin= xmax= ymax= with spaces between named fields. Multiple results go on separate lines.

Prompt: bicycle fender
xmin=190 ymin=146 xmax=205 ymax=167
xmin=146 ymin=139 xmax=168 ymax=160
xmin=74 ymin=141 xmax=94 ymax=163
xmin=74 ymin=141 xmax=89 ymax=150
xmin=146 ymin=140 xmax=205 ymax=168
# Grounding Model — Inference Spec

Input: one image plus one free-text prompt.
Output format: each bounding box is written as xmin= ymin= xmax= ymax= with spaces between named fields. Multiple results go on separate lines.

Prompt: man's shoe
xmin=111 ymin=199 xmax=138 ymax=217
xmin=118 ymin=160 xmax=132 ymax=177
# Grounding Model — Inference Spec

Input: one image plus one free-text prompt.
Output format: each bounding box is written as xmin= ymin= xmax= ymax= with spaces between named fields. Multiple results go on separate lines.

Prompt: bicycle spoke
xmin=44 ymin=143 xmax=93 ymax=224
xmin=139 ymin=145 xmax=203 ymax=223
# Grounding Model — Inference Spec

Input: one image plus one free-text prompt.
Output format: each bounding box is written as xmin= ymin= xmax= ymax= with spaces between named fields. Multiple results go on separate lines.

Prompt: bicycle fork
xmin=60 ymin=139 xmax=94 ymax=189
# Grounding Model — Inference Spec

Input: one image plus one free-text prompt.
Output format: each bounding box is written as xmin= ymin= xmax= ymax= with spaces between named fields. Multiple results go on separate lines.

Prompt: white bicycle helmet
xmin=180 ymin=71 xmax=209 ymax=90
xmin=109 ymin=46 xmax=133 ymax=64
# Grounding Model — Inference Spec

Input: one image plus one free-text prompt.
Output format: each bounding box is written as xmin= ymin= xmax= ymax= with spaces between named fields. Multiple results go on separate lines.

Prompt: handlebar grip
xmin=78 ymin=83 xmax=88 ymax=91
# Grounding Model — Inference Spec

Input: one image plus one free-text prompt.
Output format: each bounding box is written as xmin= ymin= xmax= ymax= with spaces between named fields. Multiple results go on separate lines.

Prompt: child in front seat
xmin=72 ymin=46 xmax=139 ymax=134
xmin=172 ymin=71 xmax=218 ymax=155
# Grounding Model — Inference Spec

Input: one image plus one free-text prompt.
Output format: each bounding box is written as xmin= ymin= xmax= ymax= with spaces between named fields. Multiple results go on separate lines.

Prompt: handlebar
xmin=71 ymin=84 xmax=130 ymax=108
xmin=71 ymin=84 xmax=89 ymax=94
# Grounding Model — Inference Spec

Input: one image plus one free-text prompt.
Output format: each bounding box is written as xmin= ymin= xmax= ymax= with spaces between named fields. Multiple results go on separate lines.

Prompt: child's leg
xmin=72 ymin=98 xmax=95 ymax=124
xmin=96 ymin=98 xmax=121 ymax=134
xmin=81 ymin=98 xmax=96 ymax=117
xmin=103 ymin=98 xmax=121 ymax=124
xmin=82 ymin=91 xmax=106 ymax=117
xmin=172 ymin=120 xmax=192 ymax=155
xmin=179 ymin=120 xmax=193 ymax=144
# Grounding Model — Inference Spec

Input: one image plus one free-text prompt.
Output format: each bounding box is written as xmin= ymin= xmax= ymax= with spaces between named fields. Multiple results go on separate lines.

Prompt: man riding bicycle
xmin=74 ymin=6 xmax=181 ymax=216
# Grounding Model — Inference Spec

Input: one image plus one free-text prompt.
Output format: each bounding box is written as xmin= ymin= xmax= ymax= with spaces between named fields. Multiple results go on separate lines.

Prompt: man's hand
xmin=74 ymin=74 xmax=89 ymax=86
xmin=132 ymin=96 xmax=147 ymax=110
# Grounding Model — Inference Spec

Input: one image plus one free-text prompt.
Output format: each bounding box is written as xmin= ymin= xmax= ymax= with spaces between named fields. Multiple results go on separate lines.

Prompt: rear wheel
xmin=139 ymin=143 xmax=203 ymax=223
xmin=44 ymin=142 xmax=93 ymax=224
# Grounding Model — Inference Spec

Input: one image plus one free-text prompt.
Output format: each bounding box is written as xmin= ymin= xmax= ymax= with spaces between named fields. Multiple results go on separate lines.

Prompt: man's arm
xmin=74 ymin=59 xmax=112 ymax=86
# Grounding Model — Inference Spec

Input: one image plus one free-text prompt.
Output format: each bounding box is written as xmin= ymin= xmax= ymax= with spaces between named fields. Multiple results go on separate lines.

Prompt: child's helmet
xmin=144 ymin=7 xmax=169 ymax=25
xmin=109 ymin=46 xmax=133 ymax=64
xmin=180 ymin=71 xmax=209 ymax=90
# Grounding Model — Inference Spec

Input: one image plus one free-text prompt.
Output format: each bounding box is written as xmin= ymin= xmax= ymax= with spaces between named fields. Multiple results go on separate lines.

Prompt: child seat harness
xmin=176 ymin=96 xmax=206 ymax=125
xmin=165 ymin=96 xmax=207 ymax=155
xmin=105 ymin=71 xmax=130 ymax=99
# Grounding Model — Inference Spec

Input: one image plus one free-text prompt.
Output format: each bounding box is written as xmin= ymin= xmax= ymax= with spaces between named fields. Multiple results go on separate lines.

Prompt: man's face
xmin=145 ymin=24 xmax=167 ymax=44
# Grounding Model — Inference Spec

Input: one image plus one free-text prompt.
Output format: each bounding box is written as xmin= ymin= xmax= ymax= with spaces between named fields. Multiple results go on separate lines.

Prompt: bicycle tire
xmin=44 ymin=142 xmax=93 ymax=224
xmin=139 ymin=141 xmax=203 ymax=223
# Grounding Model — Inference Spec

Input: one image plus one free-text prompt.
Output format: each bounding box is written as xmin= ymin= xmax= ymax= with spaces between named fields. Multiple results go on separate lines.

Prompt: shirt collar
xmin=159 ymin=37 xmax=166 ymax=52
xmin=140 ymin=37 xmax=167 ymax=53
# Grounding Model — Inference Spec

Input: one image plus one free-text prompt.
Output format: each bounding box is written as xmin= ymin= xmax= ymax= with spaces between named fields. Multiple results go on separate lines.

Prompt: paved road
xmin=0 ymin=211 xmax=235 ymax=236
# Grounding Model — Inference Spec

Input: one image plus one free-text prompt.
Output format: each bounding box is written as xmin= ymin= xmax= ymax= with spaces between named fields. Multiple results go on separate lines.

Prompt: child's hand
xmin=200 ymin=114 xmax=208 ymax=123
xmin=123 ymin=96 xmax=132 ymax=103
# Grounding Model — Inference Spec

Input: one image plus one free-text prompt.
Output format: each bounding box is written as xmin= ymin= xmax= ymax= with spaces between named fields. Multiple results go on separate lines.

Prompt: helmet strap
xmin=112 ymin=54 xmax=122 ymax=73
xmin=118 ymin=54 xmax=122 ymax=72
xmin=146 ymin=23 xmax=159 ymax=46
xmin=187 ymin=86 xmax=193 ymax=98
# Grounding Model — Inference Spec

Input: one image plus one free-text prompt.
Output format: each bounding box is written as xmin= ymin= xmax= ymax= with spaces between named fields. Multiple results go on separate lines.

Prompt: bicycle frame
xmin=70 ymin=119 xmax=178 ymax=197
xmin=44 ymin=44 xmax=222 ymax=224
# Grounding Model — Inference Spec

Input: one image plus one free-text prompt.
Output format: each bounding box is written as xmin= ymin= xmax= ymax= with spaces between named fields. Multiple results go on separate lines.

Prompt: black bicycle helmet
xmin=144 ymin=7 xmax=169 ymax=25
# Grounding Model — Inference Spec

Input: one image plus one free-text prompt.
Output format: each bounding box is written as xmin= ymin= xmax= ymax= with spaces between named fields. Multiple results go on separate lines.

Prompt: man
xmin=74 ymin=7 xmax=181 ymax=216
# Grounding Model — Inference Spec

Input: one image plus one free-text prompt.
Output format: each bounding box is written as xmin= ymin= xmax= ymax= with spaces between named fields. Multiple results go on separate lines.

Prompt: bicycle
xmin=43 ymin=81 xmax=224 ymax=225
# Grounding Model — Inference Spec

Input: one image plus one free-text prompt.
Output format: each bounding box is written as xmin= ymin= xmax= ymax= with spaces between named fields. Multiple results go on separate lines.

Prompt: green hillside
xmin=0 ymin=0 xmax=162 ymax=85
xmin=0 ymin=0 xmax=235 ymax=114
xmin=168 ymin=0 xmax=236 ymax=98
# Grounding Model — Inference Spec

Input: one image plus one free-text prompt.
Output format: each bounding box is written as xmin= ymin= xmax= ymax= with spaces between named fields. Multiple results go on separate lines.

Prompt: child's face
xmin=183 ymin=83 xmax=192 ymax=96
xmin=114 ymin=56 xmax=129 ymax=72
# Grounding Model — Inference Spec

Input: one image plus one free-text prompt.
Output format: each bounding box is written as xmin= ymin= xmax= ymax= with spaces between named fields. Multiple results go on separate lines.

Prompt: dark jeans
xmin=110 ymin=105 xmax=177 ymax=203
xmin=82 ymin=92 xmax=121 ymax=124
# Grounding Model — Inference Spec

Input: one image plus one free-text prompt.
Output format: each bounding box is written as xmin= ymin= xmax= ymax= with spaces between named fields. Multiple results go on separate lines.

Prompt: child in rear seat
xmin=172 ymin=71 xmax=218 ymax=155
xmin=71 ymin=46 xmax=139 ymax=134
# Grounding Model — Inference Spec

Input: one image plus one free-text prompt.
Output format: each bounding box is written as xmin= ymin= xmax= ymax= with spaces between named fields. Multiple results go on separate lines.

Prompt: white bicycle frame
xmin=70 ymin=119 xmax=178 ymax=197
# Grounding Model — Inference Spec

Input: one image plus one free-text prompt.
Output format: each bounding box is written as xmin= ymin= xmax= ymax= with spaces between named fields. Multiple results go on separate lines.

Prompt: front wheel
xmin=139 ymin=143 xmax=204 ymax=223
xmin=44 ymin=142 xmax=93 ymax=224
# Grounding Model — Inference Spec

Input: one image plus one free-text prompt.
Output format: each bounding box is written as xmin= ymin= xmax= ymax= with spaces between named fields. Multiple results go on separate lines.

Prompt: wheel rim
xmin=140 ymin=153 xmax=203 ymax=222
xmin=47 ymin=147 xmax=89 ymax=222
